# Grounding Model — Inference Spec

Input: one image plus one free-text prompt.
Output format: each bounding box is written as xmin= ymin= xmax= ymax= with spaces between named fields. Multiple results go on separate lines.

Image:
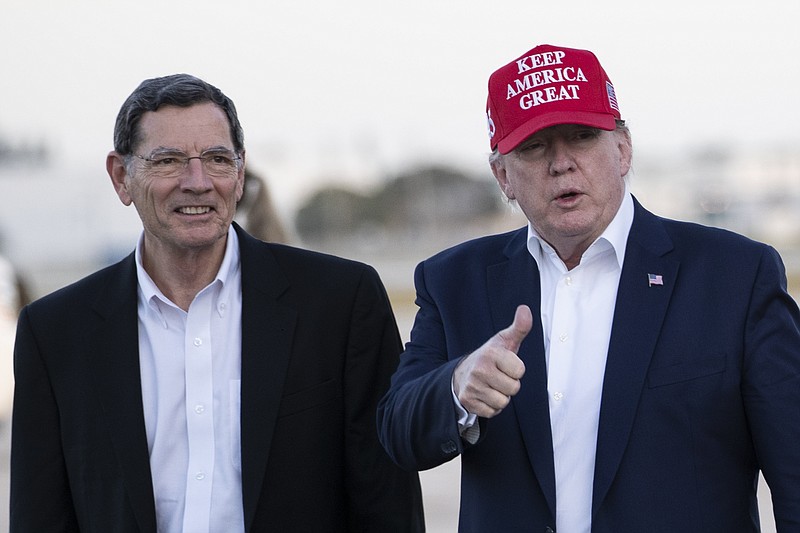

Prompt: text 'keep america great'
xmin=507 ymin=50 xmax=589 ymax=110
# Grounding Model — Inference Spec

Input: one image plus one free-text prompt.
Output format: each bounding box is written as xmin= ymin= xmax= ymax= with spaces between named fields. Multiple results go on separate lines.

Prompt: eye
xmin=146 ymin=151 xmax=187 ymax=166
xmin=209 ymin=154 xmax=233 ymax=165
xmin=143 ymin=155 xmax=186 ymax=168
xmin=518 ymin=140 xmax=544 ymax=152
xmin=201 ymin=150 xmax=237 ymax=166
xmin=572 ymin=129 xmax=600 ymax=142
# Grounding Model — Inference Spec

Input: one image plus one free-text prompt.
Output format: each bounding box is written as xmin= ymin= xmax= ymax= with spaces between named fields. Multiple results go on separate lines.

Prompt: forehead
xmin=137 ymin=102 xmax=233 ymax=151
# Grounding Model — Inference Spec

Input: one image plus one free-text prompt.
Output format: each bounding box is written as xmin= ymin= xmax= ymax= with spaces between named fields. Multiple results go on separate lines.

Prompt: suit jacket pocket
xmin=647 ymin=354 xmax=726 ymax=388
xmin=278 ymin=378 xmax=339 ymax=418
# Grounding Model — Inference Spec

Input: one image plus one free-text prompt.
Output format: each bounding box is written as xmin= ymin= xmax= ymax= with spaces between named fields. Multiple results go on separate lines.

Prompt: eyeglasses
xmin=133 ymin=149 xmax=242 ymax=179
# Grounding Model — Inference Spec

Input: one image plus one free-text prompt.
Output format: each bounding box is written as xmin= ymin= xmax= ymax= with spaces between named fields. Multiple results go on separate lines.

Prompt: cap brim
xmin=496 ymin=111 xmax=618 ymax=154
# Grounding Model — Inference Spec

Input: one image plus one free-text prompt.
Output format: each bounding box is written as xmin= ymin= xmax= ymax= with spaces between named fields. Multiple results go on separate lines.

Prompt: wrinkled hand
xmin=453 ymin=305 xmax=532 ymax=418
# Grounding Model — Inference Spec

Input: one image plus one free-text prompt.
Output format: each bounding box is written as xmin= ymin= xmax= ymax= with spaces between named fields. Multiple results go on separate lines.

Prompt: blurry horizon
xmin=3 ymin=0 xmax=799 ymax=214
xmin=1 ymin=140 xmax=799 ymax=304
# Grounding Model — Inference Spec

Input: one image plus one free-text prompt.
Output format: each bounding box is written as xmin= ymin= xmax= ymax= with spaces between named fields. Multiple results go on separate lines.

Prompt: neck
xmin=555 ymin=242 xmax=589 ymax=271
xmin=142 ymin=240 xmax=227 ymax=311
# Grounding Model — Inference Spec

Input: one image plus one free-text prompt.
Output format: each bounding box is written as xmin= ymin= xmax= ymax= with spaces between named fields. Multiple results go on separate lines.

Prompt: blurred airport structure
xmin=0 ymin=136 xmax=796 ymax=532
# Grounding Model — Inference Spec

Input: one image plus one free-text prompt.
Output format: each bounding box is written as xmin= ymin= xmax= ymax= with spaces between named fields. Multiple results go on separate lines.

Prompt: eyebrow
xmin=147 ymin=145 xmax=234 ymax=156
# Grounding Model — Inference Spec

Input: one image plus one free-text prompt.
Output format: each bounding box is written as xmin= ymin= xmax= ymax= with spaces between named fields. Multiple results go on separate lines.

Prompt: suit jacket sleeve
xmin=344 ymin=264 xmax=426 ymax=531
xmin=11 ymin=306 xmax=80 ymax=532
xmin=377 ymin=260 xmax=468 ymax=472
xmin=741 ymin=246 xmax=800 ymax=528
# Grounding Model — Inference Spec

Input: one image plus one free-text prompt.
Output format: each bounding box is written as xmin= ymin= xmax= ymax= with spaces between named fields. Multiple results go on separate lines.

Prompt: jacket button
xmin=440 ymin=440 xmax=457 ymax=454
xmin=545 ymin=528 xmax=554 ymax=533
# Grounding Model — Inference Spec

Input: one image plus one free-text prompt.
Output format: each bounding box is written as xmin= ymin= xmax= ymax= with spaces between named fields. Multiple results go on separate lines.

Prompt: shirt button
xmin=565 ymin=276 xmax=572 ymax=286
xmin=193 ymin=337 xmax=202 ymax=347
xmin=553 ymin=392 xmax=563 ymax=401
xmin=559 ymin=333 xmax=568 ymax=342
xmin=194 ymin=404 xmax=205 ymax=414
xmin=195 ymin=472 xmax=206 ymax=481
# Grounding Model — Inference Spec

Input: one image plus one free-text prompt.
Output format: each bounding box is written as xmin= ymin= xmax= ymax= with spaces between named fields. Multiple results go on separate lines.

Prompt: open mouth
xmin=556 ymin=191 xmax=579 ymax=200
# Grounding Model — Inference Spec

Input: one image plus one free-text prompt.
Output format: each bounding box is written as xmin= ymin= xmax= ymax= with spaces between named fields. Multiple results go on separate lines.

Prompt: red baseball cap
xmin=486 ymin=44 xmax=622 ymax=154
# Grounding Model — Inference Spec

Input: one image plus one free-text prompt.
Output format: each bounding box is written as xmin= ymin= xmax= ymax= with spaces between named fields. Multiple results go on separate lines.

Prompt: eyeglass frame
xmin=127 ymin=147 xmax=244 ymax=178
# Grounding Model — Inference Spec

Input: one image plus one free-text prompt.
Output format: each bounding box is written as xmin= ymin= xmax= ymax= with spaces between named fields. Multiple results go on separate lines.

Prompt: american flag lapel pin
xmin=648 ymin=273 xmax=664 ymax=287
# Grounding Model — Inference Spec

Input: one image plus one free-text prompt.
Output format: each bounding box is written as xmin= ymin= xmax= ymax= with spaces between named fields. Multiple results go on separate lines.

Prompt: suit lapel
xmin=592 ymin=201 xmax=679 ymax=517
xmin=487 ymin=229 xmax=557 ymax=517
xmin=87 ymin=255 xmax=157 ymax=532
xmin=84 ymin=230 xmax=298 ymax=531
xmin=235 ymin=227 xmax=297 ymax=531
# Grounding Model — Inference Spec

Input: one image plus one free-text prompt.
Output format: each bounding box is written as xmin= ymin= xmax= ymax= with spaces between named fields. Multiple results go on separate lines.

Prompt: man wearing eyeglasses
xmin=10 ymin=74 xmax=424 ymax=532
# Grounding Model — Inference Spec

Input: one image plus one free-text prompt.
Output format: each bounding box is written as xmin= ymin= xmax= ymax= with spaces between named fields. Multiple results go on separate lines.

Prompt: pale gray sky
xmin=2 ymin=0 xmax=799 ymax=208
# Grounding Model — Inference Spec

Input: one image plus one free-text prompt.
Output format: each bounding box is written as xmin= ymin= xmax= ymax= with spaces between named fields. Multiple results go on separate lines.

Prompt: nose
xmin=547 ymin=139 xmax=576 ymax=176
xmin=181 ymin=158 xmax=213 ymax=191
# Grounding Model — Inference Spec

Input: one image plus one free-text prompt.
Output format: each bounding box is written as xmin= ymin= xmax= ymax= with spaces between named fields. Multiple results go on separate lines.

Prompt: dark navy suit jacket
xmin=378 ymin=199 xmax=800 ymax=532
xmin=11 ymin=224 xmax=424 ymax=532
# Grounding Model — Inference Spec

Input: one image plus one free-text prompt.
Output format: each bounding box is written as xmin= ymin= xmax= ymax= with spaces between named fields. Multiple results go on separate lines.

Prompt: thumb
xmin=496 ymin=304 xmax=533 ymax=353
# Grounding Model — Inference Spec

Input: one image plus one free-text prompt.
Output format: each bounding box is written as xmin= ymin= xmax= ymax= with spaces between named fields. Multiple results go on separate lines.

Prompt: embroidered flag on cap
xmin=606 ymin=81 xmax=619 ymax=111
xmin=648 ymin=273 xmax=664 ymax=287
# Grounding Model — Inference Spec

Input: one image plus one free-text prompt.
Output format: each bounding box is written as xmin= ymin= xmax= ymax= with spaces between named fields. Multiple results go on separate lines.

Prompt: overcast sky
xmin=2 ymin=0 xmax=799 ymax=207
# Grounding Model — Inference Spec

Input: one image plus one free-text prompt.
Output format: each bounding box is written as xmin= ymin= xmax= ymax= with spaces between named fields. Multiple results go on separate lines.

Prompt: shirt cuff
xmin=451 ymin=376 xmax=480 ymax=444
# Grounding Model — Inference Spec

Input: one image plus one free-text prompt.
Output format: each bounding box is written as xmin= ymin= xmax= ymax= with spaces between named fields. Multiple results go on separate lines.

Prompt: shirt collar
xmin=527 ymin=185 xmax=634 ymax=271
xmin=135 ymin=225 xmax=241 ymax=307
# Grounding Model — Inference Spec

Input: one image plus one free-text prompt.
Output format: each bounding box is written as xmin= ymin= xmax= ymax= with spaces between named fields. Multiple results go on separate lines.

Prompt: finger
xmin=496 ymin=304 xmax=533 ymax=354
xmin=459 ymin=362 xmax=521 ymax=405
xmin=486 ymin=365 xmax=524 ymax=395
xmin=461 ymin=367 xmax=521 ymax=401
xmin=460 ymin=389 xmax=511 ymax=418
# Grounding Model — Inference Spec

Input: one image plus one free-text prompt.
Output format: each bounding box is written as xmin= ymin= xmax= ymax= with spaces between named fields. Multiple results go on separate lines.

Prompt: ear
xmin=235 ymin=151 xmax=246 ymax=203
xmin=490 ymin=157 xmax=515 ymax=200
xmin=106 ymin=151 xmax=134 ymax=206
xmin=616 ymin=129 xmax=633 ymax=177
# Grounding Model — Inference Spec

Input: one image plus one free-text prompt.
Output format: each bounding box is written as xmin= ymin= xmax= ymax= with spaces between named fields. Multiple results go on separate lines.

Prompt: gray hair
xmin=113 ymin=74 xmax=245 ymax=156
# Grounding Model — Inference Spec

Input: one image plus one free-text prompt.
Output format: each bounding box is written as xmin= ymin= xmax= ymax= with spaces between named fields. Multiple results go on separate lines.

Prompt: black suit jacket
xmin=11 ymin=224 xmax=424 ymax=532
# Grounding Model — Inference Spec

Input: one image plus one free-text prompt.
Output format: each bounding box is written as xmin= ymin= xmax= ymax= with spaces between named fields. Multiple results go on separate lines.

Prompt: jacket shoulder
xmin=656 ymin=215 xmax=773 ymax=259
xmin=256 ymin=241 xmax=379 ymax=282
xmin=24 ymin=254 xmax=135 ymax=320
xmin=630 ymin=200 xmax=773 ymax=262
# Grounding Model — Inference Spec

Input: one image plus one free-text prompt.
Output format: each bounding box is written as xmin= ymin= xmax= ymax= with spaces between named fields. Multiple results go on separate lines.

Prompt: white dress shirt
xmin=135 ymin=226 xmax=245 ymax=533
xmin=529 ymin=191 xmax=632 ymax=533
xmin=455 ymin=190 xmax=634 ymax=533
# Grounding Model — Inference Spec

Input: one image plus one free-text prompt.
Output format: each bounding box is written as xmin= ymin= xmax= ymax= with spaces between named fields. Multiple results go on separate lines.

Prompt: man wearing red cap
xmin=378 ymin=44 xmax=800 ymax=532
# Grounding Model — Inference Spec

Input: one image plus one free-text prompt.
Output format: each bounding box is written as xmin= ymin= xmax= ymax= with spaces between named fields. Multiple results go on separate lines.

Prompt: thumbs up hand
xmin=453 ymin=305 xmax=532 ymax=418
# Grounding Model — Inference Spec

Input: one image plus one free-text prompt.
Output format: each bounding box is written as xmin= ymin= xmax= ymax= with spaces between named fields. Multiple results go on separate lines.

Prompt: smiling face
xmin=107 ymin=102 xmax=245 ymax=262
xmin=491 ymin=123 xmax=632 ymax=266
